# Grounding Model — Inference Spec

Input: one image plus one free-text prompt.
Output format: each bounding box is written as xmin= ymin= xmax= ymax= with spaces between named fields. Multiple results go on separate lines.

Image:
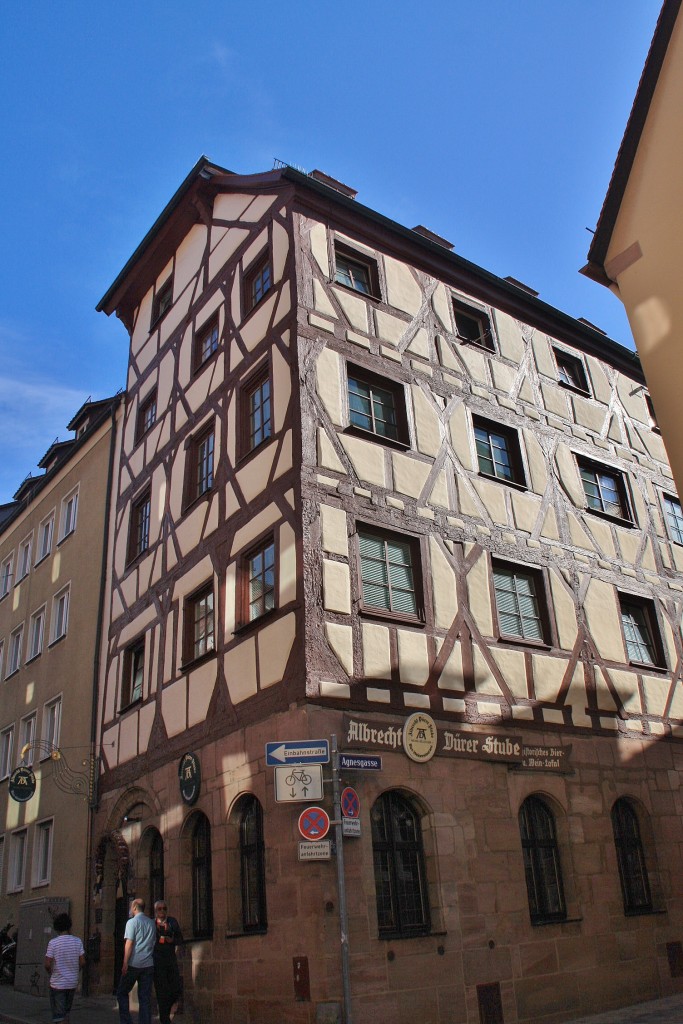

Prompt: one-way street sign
xmin=266 ymin=739 xmax=330 ymax=766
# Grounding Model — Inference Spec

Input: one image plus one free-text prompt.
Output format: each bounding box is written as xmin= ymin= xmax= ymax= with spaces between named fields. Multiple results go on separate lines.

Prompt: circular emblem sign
xmin=178 ymin=752 xmax=201 ymax=806
xmin=9 ymin=765 xmax=36 ymax=803
xmin=298 ymin=806 xmax=330 ymax=841
xmin=403 ymin=713 xmax=438 ymax=763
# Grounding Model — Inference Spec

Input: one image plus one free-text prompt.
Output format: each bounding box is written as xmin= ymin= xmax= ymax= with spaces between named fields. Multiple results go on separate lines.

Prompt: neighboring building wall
xmin=0 ymin=401 xmax=118 ymax=991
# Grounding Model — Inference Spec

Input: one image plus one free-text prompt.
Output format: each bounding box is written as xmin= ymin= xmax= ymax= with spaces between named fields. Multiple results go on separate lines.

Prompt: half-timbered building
xmin=92 ymin=158 xmax=683 ymax=1024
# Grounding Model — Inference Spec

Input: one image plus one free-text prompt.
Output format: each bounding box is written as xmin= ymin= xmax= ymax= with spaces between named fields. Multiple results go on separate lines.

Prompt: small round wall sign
xmin=178 ymin=752 xmax=201 ymax=806
xmin=403 ymin=713 xmax=438 ymax=763
xmin=9 ymin=765 xmax=36 ymax=802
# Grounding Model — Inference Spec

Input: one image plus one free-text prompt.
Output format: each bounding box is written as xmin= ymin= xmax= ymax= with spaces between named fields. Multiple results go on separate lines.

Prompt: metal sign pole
xmin=331 ymin=734 xmax=353 ymax=1024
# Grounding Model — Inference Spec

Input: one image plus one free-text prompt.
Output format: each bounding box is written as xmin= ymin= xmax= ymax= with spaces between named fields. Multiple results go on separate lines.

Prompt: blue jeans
xmin=49 ymin=987 xmax=75 ymax=1023
xmin=116 ymin=965 xmax=154 ymax=1024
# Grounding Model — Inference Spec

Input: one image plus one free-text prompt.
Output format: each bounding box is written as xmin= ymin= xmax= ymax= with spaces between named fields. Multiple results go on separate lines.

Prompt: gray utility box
xmin=15 ymin=897 xmax=70 ymax=996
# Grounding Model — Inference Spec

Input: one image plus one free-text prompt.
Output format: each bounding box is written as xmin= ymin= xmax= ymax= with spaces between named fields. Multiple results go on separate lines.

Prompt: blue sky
xmin=0 ymin=1 xmax=661 ymax=502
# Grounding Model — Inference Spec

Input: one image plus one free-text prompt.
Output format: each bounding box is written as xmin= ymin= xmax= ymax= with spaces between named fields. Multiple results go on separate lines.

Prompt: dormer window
xmin=151 ymin=277 xmax=173 ymax=328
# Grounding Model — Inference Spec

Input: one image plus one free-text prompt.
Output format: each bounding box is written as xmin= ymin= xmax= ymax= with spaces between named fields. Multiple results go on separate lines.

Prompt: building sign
xmin=178 ymin=752 xmax=201 ymax=805
xmin=9 ymin=765 xmax=36 ymax=802
xmin=343 ymin=714 xmax=571 ymax=771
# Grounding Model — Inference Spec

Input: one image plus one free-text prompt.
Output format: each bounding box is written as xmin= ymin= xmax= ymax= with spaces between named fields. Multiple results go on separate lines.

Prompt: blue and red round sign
xmin=341 ymin=787 xmax=360 ymax=819
xmin=298 ymin=806 xmax=330 ymax=841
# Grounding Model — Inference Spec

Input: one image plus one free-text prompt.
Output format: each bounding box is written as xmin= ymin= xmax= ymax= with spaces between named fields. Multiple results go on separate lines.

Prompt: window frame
xmin=333 ymin=241 xmax=381 ymax=299
xmin=59 ymin=488 xmax=79 ymax=541
xmin=127 ymin=488 xmax=152 ymax=564
xmin=491 ymin=559 xmax=553 ymax=648
xmin=577 ymin=456 xmax=633 ymax=524
xmin=553 ymin=347 xmax=590 ymax=395
xmin=17 ymin=534 xmax=32 ymax=582
xmin=452 ymin=297 xmax=495 ymax=352
xmin=239 ymin=361 xmax=273 ymax=460
xmin=473 ymin=415 xmax=526 ymax=487
xmin=19 ymin=713 xmax=36 ymax=767
xmin=611 ymin=798 xmax=653 ymax=915
xmin=27 ymin=606 xmax=46 ymax=662
xmin=121 ymin=639 xmax=145 ymax=710
xmin=136 ymin=388 xmax=158 ymax=444
xmin=519 ymin=795 xmax=567 ymax=926
xmin=190 ymin=813 xmax=213 ymax=939
xmin=618 ymin=593 xmax=666 ymax=670
xmin=184 ymin=421 xmax=215 ymax=509
xmin=0 ymin=726 xmax=14 ymax=780
xmin=0 ymin=554 xmax=13 ymax=599
xmin=193 ymin=313 xmax=220 ymax=374
xmin=356 ymin=524 xmax=424 ymax=624
xmin=345 ymin=362 xmax=410 ymax=449
xmin=0 ymin=641 xmax=4 ymax=680
xmin=243 ymin=251 xmax=272 ymax=316
xmin=371 ymin=790 xmax=431 ymax=939
xmin=42 ymin=697 xmax=62 ymax=756
xmin=7 ymin=625 xmax=23 ymax=677
xmin=239 ymin=535 xmax=277 ymax=628
xmin=183 ymin=581 xmax=215 ymax=667
xmin=663 ymin=494 xmax=683 ymax=546
xmin=8 ymin=828 xmax=27 ymax=894
xmin=32 ymin=817 xmax=54 ymax=888
xmin=50 ymin=586 xmax=70 ymax=645
xmin=150 ymin=830 xmax=165 ymax=908
xmin=36 ymin=513 xmax=54 ymax=565
xmin=239 ymin=796 xmax=267 ymax=934
xmin=151 ymin=276 xmax=173 ymax=328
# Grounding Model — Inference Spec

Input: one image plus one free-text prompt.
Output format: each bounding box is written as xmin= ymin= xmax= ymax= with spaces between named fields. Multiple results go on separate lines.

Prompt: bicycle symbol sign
xmin=341 ymin=787 xmax=360 ymax=818
xmin=299 ymin=806 xmax=330 ymax=841
xmin=274 ymin=764 xmax=324 ymax=802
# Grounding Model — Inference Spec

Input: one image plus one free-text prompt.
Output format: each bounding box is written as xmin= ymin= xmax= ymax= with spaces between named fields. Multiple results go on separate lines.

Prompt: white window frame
xmin=7 ymin=626 xmax=23 ymax=677
xmin=8 ymin=829 xmax=27 ymax=893
xmin=0 ymin=640 xmax=4 ymax=680
xmin=36 ymin=513 xmax=55 ymax=564
xmin=50 ymin=586 xmax=70 ymax=644
xmin=0 ymin=554 xmax=13 ymax=599
xmin=17 ymin=534 xmax=32 ymax=581
xmin=32 ymin=818 xmax=53 ymax=887
xmin=42 ymin=697 xmax=62 ymax=756
xmin=0 ymin=726 xmax=14 ymax=779
xmin=59 ymin=487 xmax=79 ymax=541
xmin=19 ymin=713 xmax=36 ymax=767
xmin=28 ymin=607 xmax=46 ymax=661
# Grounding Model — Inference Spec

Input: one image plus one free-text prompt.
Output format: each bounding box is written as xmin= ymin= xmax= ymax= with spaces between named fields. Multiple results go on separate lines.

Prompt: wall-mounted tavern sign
xmin=178 ymin=752 xmax=201 ymax=806
xmin=9 ymin=765 xmax=36 ymax=802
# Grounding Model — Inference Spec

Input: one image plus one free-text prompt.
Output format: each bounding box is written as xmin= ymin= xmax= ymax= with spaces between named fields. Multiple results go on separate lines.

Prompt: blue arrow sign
xmin=266 ymin=739 xmax=330 ymax=766
xmin=339 ymin=753 xmax=382 ymax=771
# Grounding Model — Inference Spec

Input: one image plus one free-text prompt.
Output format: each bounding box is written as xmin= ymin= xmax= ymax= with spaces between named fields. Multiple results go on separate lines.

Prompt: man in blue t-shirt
xmin=117 ymin=898 xmax=156 ymax=1024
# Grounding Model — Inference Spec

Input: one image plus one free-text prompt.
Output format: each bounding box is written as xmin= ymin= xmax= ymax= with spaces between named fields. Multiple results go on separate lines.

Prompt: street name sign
xmin=274 ymin=764 xmax=324 ymax=802
xmin=339 ymin=753 xmax=382 ymax=771
xmin=266 ymin=740 xmax=330 ymax=766
xmin=298 ymin=841 xmax=331 ymax=861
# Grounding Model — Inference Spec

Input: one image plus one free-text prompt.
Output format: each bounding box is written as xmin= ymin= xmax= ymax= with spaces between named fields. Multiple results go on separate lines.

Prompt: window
xmin=185 ymin=423 xmax=215 ymax=506
xmin=17 ymin=536 xmax=32 ymax=581
xmin=151 ymin=277 xmax=173 ymax=326
xmin=184 ymin=583 xmax=215 ymax=664
xmin=136 ymin=389 xmax=157 ymax=442
xmin=32 ymin=819 xmax=53 ymax=887
xmin=8 ymin=829 xmax=27 ymax=893
xmin=122 ymin=640 xmax=145 ymax=708
xmin=0 ymin=642 xmax=4 ymax=680
xmin=358 ymin=527 xmax=420 ymax=618
xmin=19 ymin=715 xmax=36 ymax=767
xmin=128 ymin=490 xmax=151 ymax=563
xmin=241 ymin=366 xmax=272 ymax=455
xmin=191 ymin=814 xmax=213 ymax=938
xmin=245 ymin=539 xmax=275 ymax=623
xmin=7 ymin=626 xmax=23 ymax=676
xmin=194 ymin=314 xmax=220 ymax=371
xmin=244 ymin=253 xmax=272 ymax=314
xmin=663 ymin=495 xmax=683 ymax=545
xmin=554 ymin=348 xmax=590 ymax=393
xmin=453 ymin=299 xmax=494 ymax=351
xmin=37 ymin=514 xmax=54 ymax=563
xmin=578 ymin=458 xmax=631 ymax=522
xmin=371 ymin=791 xmax=430 ymax=938
xmin=0 ymin=727 xmax=13 ymax=779
xmin=42 ymin=697 xmax=62 ymax=753
xmin=240 ymin=796 xmax=267 ymax=933
xmin=28 ymin=607 xmax=45 ymax=661
xmin=347 ymin=364 xmax=408 ymax=446
xmin=619 ymin=594 xmax=664 ymax=668
xmin=0 ymin=838 xmax=4 ymax=892
xmin=473 ymin=416 xmax=525 ymax=485
xmin=59 ymin=488 xmax=79 ymax=540
xmin=492 ymin=561 xmax=549 ymax=644
xmin=0 ymin=555 xmax=13 ymax=598
xmin=150 ymin=831 xmax=165 ymax=908
xmin=334 ymin=243 xmax=380 ymax=298
xmin=519 ymin=796 xmax=566 ymax=924
xmin=50 ymin=587 xmax=70 ymax=643
xmin=612 ymin=799 xmax=652 ymax=914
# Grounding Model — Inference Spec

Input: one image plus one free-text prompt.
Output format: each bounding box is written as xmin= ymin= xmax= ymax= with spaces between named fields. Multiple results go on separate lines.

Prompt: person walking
xmin=44 ymin=913 xmax=86 ymax=1024
xmin=153 ymin=900 xmax=183 ymax=1024
xmin=117 ymin=898 xmax=156 ymax=1024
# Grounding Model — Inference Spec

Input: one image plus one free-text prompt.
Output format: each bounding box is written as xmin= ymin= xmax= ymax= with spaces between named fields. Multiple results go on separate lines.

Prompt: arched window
xmin=371 ymin=791 xmax=430 ymax=938
xmin=519 ymin=795 xmax=566 ymax=924
xmin=150 ymin=830 xmax=164 ymax=907
xmin=611 ymin=798 xmax=652 ymax=914
xmin=240 ymin=796 xmax=267 ymax=933
xmin=191 ymin=814 xmax=213 ymax=938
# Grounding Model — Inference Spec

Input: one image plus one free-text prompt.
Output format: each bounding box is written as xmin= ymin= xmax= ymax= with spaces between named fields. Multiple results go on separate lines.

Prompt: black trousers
xmin=154 ymin=962 xmax=182 ymax=1024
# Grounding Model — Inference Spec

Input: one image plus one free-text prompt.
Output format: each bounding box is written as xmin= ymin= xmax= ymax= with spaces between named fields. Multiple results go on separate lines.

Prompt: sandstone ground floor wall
xmin=89 ymin=704 xmax=683 ymax=1024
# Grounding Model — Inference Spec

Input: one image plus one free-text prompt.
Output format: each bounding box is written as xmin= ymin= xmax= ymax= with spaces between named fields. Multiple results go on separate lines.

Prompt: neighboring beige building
xmin=582 ymin=0 xmax=683 ymax=495
xmin=91 ymin=159 xmax=683 ymax=1024
xmin=0 ymin=396 xmax=120 ymax=992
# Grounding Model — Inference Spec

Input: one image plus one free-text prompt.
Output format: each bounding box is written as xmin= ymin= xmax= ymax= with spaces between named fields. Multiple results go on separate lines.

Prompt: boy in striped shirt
xmin=44 ymin=913 xmax=85 ymax=1024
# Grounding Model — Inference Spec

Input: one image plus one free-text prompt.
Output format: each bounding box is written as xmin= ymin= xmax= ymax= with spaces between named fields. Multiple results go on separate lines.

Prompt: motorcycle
xmin=0 ymin=922 xmax=17 ymax=984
